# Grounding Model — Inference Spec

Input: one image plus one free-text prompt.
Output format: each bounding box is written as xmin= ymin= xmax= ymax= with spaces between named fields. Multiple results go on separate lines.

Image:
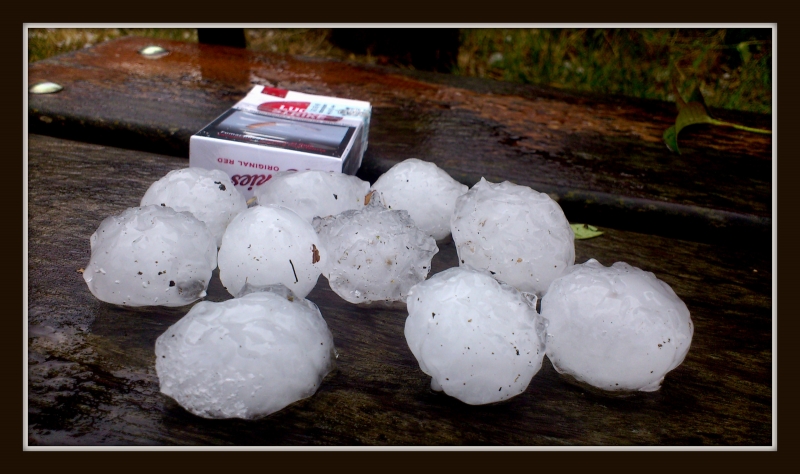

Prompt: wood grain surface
xmin=28 ymin=135 xmax=772 ymax=446
xmin=28 ymin=37 xmax=772 ymax=246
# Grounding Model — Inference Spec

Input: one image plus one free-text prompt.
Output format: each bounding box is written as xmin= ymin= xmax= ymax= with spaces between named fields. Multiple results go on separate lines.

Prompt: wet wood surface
xmin=28 ymin=134 xmax=772 ymax=446
xmin=28 ymin=37 xmax=772 ymax=246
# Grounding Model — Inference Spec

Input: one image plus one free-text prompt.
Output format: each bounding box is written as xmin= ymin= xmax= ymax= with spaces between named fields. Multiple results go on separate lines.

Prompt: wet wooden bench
xmin=27 ymin=36 xmax=773 ymax=446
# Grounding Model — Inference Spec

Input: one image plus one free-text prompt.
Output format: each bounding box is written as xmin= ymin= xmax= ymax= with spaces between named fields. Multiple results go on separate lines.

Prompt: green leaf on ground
xmin=664 ymin=85 xmax=771 ymax=154
xmin=663 ymin=100 xmax=716 ymax=154
xmin=570 ymin=223 xmax=604 ymax=239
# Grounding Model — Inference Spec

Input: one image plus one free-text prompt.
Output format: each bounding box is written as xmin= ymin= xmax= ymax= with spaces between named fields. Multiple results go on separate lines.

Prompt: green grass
xmin=27 ymin=28 xmax=772 ymax=114
xmin=27 ymin=28 xmax=197 ymax=63
xmin=457 ymin=28 xmax=772 ymax=114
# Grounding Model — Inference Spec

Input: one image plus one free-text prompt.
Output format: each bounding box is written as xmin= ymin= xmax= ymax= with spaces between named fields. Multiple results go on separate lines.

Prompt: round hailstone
xmin=313 ymin=196 xmax=438 ymax=304
xmin=451 ymin=178 xmax=575 ymax=295
xmin=218 ymin=205 xmax=325 ymax=299
xmin=254 ymin=170 xmax=370 ymax=223
xmin=83 ymin=205 xmax=217 ymax=307
xmin=541 ymin=259 xmax=693 ymax=392
xmin=155 ymin=285 xmax=336 ymax=419
xmin=404 ymin=266 xmax=546 ymax=405
xmin=370 ymin=158 xmax=468 ymax=240
xmin=140 ymin=167 xmax=247 ymax=248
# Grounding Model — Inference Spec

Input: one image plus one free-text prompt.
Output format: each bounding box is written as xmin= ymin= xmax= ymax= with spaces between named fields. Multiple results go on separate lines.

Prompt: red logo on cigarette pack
xmin=261 ymin=86 xmax=289 ymax=98
xmin=257 ymin=101 xmax=342 ymax=122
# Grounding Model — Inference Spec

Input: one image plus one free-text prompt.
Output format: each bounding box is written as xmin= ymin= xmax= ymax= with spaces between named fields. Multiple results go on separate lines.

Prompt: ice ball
xmin=541 ymin=259 xmax=693 ymax=392
xmin=313 ymin=197 xmax=438 ymax=304
xmin=155 ymin=286 xmax=336 ymax=419
xmin=451 ymin=178 xmax=575 ymax=295
xmin=254 ymin=170 xmax=370 ymax=223
xmin=83 ymin=205 xmax=217 ymax=307
xmin=371 ymin=158 xmax=468 ymax=240
xmin=404 ymin=266 xmax=546 ymax=405
xmin=217 ymin=205 xmax=325 ymax=299
xmin=140 ymin=167 xmax=247 ymax=247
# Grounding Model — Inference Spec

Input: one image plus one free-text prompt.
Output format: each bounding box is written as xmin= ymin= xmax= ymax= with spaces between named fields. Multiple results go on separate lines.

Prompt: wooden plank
xmin=28 ymin=37 xmax=772 ymax=245
xmin=28 ymin=134 xmax=772 ymax=446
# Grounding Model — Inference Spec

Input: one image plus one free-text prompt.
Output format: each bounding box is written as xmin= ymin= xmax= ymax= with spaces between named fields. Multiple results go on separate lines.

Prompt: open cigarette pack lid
xmin=190 ymin=85 xmax=371 ymax=199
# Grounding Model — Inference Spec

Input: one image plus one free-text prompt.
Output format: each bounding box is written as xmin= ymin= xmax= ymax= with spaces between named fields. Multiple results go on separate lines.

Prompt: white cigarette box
xmin=190 ymin=85 xmax=371 ymax=199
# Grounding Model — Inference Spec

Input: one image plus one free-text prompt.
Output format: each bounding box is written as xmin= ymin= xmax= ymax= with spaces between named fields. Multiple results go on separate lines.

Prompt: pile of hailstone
xmin=396 ymin=173 xmax=692 ymax=402
xmin=82 ymin=157 xmax=694 ymax=417
xmin=155 ymin=285 xmax=336 ymax=419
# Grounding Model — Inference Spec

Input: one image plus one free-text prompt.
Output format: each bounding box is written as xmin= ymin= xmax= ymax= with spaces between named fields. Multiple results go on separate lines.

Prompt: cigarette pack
xmin=190 ymin=85 xmax=371 ymax=199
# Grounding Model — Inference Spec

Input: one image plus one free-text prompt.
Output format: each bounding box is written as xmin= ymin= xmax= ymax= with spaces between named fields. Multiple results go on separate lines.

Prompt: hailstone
xmin=541 ymin=259 xmax=693 ymax=392
xmin=370 ymin=158 xmax=468 ymax=240
xmin=155 ymin=285 xmax=336 ymax=419
xmin=404 ymin=266 xmax=546 ymax=405
xmin=83 ymin=205 xmax=217 ymax=307
xmin=217 ymin=205 xmax=325 ymax=299
xmin=313 ymin=196 xmax=438 ymax=304
xmin=140 ymin=167 xmax=247 ymax=247
xmin=451 ymin=178 xmax=575 ymax=295
xmin=254 ymin=170 xmax=370 ymax=223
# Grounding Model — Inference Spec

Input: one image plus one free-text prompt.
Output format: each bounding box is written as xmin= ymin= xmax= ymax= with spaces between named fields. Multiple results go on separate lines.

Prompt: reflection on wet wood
xmin=28 ymin=135 xmax=771 ymax=446
xmin=28 ymin=37 xmax=771 ymax=246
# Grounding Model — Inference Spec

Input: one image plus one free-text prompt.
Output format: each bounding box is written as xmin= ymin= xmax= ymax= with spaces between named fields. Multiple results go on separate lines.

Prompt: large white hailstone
xmin=404 ymin=266 xmax=546 ymax=405
xmin=313 ymin=196 xmax=438 ymax=304
xmin=542 ymin=259 xmax=693 ymax=392
xmin=370 ymin=158 xmax=469 ymax=240
xmin=254 ymin=170 xmax=370 ymax=223
xmin=155 ymin=285 xmax=336 ymax=419
xmin=140 ymin=167 xmax=247 ymax=247
xmin=451 ymin=178 xmax=575 ymax=295
xmin=218 ymin=205 xmax=325 ymax=299
xmin=83 ymin=205 xmax=217 ymax=307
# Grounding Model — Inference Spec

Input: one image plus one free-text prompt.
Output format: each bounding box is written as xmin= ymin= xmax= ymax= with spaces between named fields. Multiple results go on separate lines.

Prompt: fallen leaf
xmin=664 ymin=84 xmax=771 ymax=154
xmin=570 ymin=223 xmax=604 ymax=240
